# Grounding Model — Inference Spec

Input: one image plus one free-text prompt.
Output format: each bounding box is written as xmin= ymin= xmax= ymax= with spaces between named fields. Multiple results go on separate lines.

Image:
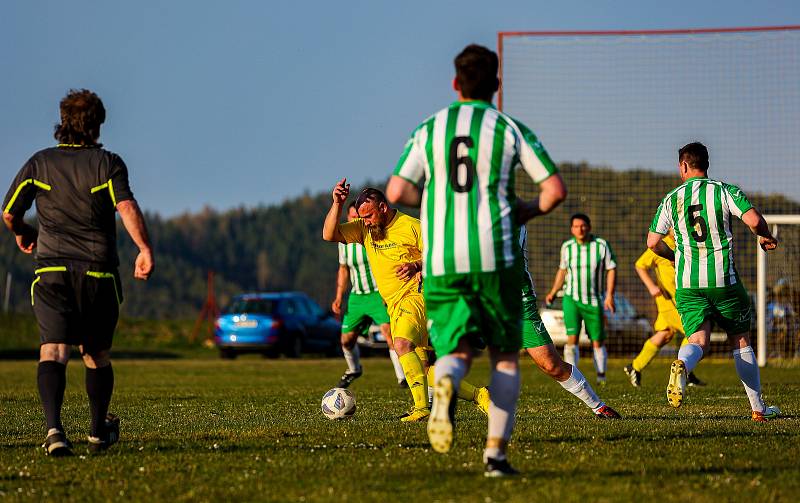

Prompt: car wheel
xmin=283 ymin=334 xmax=303 ymax=358
xmin=262 ymin=348 xmax=280 ymax=359
xmin=325 ymin=341 xmax=343 ymax=358
xmin=219 ymin=348 xmax=237 ymax=359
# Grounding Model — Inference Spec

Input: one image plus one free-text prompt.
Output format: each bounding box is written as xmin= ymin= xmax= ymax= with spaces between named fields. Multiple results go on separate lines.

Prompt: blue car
xmin=214 ymin=292 xmax=341 ymax=359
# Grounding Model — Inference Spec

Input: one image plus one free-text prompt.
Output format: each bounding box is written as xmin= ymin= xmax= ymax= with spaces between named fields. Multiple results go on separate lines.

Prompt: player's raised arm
xmin=741 ymin=208 xmax=779 ymax=251
xmin=386 ymin=176 xmax=421 ymax=207
xmin=323 ymin=178 xmax=350 ymax=243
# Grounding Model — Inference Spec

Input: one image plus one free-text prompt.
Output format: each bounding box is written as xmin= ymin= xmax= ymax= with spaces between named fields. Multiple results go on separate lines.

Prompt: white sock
xmin=388 ymin=349 xmax=405 ymax=382
xmin=484 ymin=365 xmax=520 ymax=462
xmin=434 ymin=355 xmax=468 ymax=390
xmin=564 ymin=344 xmax=579 ymax=367
xmin=678 ymin=343 xmax=704 ymax=373
xmin=342 ymin=344 xmax=361 ymax=373
xmin=559 ymin=365 xmax=603 ymax=412
xmin=593 ymin=346 xmax=607 ymax=375
xmin=732 ymin=346 xmax=766 ymax=413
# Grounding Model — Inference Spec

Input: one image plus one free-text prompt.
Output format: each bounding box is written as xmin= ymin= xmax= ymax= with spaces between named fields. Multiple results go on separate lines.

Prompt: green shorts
xmin=521 ymin=291 xmax=552 ymax=349
xmin=563 ymin=296 xmax=606 ymax=341
xmin=341 ymin=291 xmax=390 ymax=335
xmin=675 ymin=282 xmax=752 ymax=336
xmin=424 ymin=264 xmax=522 ymax=357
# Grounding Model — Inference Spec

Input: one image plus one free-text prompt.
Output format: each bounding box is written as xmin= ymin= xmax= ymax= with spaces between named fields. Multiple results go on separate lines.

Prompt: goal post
xmin=757 ymin=215 xmax=800 ymax=367
xmin=502 ymin=26 xmax=800 ymax=359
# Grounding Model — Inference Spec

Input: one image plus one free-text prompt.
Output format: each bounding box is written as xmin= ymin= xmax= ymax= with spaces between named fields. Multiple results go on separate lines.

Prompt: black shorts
xmin=31 ymin=263 xmax=122 ymax=353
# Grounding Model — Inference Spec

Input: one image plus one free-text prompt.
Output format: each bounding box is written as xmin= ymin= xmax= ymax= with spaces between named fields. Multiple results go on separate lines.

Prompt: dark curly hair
xmin=53 ymin=89 xmax=105 ymax=145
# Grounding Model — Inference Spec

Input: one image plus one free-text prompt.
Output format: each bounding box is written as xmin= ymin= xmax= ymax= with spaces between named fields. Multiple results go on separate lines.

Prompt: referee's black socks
xmin=86 ymin=364 xmax=114 ymax=438
xmin=37 ymin=361 xmax=67 ymax=433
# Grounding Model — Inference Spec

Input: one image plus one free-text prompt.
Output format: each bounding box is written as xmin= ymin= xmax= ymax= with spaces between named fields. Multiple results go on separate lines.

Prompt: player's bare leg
xmin=527 ymin=344 xmax=620 ymax=418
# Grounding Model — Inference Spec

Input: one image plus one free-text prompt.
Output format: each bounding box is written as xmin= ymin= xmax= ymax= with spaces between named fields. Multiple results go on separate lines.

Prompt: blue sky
xmin=2 ymin=1 xmax=798 ymax=215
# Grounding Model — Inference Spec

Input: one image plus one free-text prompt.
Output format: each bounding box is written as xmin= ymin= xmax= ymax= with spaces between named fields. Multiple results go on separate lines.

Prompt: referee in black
xmin=2 ymin=89 xmax=153 ymax=456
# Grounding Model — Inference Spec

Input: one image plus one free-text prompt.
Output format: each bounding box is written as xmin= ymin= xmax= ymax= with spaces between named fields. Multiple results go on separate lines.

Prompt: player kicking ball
xmin=623 ymin=232 xmax=706 ymax=387
xmin=520 ymin=227 xmax=621 ymax=419
xmin=387 ymin=44 xmax=567 ymax=476
xmin=331 ymin=201 xmax=406 ymax=389
xmin=648 ymin=142 xmax=779 ymax=421
xmin=323 ymin=184 xmax=489 ymax=421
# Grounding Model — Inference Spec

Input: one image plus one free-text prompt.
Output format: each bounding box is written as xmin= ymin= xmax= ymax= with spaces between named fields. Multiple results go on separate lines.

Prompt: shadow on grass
xmin=531 ymin=429 xmax=799 ymax=444
xmin=0 ymin=349 xmax=182 ymax=360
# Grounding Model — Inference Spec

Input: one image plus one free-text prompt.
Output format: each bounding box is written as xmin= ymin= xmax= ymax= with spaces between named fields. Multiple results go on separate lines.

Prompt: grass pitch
xmin=1 ymin=355 xmax=799 ymax=502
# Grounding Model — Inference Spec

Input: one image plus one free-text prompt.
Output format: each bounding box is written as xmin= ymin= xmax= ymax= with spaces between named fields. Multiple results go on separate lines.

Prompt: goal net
xmin=503 ymin=27 xmax=800 ymax=361
xmin=757 ymin=216 xmax=800 ymax=366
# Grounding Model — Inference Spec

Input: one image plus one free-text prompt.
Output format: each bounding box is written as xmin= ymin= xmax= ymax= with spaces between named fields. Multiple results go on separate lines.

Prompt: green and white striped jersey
xmin=650 ymin=176 xmax=753 ymax=289
xmin=559 ymin=236 xmax=617 ymax=307
xmin=338 ymin=242 xmax=378 ymax=295
xmin=393 ymin=100 xmax=558 ymax=277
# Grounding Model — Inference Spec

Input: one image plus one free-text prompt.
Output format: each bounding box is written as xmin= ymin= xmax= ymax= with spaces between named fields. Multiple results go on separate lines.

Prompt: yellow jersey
xmin=339 ymin=211 xmax=423 ymax=310
xmin=635 ymin=235 xmax=677 ymax=312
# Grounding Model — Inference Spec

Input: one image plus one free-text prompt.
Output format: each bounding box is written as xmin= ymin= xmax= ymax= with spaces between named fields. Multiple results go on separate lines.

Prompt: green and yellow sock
xmin=399 ymin=352 xmax=428 ymax=410
xmin=632 ymin=340 xmax=659 ymax=372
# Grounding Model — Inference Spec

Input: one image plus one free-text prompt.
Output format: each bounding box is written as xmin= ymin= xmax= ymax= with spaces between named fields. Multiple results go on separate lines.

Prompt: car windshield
xmin=225 ymin=298 xmax=275 ymax=315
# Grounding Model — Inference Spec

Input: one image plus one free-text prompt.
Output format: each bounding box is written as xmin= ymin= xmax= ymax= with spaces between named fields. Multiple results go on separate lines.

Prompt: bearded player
xmin=323 ymin=184 xmax=489 ymax=421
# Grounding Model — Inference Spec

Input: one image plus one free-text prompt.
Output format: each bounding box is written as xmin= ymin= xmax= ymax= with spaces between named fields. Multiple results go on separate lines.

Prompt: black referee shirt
xmin=3 ymin=145 xmax=134 ymax=267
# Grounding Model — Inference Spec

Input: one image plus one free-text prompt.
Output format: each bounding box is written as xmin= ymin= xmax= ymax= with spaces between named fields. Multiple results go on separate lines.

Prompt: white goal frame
xmin=757 ymin=215 xmax=800 ymax=367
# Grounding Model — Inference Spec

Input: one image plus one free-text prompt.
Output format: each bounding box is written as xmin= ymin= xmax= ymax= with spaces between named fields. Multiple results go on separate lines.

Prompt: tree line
xmin=1 ymin=165 xmax=797 ymax=320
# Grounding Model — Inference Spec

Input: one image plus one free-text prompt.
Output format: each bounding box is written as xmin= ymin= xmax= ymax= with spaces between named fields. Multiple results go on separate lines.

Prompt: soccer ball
xmin=321 ymin=387 xmax=356 ymax=420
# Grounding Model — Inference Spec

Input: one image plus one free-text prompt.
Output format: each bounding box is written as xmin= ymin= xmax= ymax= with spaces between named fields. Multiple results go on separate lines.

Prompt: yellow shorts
xmin=388 ymin=292 xmax=429 ymax=349
xmin=654 ymin=308 xmax=685 ymax=335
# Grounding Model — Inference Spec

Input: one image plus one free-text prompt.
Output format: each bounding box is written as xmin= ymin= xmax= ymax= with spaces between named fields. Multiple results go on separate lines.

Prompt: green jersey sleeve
xmin=649 ymin=196 xmax=673 ymax=235
xmin=393 ymin=123 xmax=428 ymax=185
xmin=511 ymin=118 xmax=558 ymax=183
xmin=722 ymin=183 xmax=753 ymax=218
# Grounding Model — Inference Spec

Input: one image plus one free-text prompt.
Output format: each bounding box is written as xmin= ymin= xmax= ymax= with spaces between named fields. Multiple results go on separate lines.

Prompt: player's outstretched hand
xmin=134 ymin=248 xmax=154 ymax=280
xmin=759 ymin=236 xmax=778 ymax=251
xmin=331 ymin=298 xmax=342 ymax=317
xmin=647 ymin=284 xmax=662 ymax=298
xmin=332 ymin=178 xmax=350 ymax=205
xmin=604 ymin=295 xmax=616 ymax=313
xmin=545 ymin=292 xmax=556 ymax=305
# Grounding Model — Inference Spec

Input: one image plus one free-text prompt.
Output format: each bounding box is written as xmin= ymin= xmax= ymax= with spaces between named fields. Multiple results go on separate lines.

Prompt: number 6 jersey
xmin=393 ymin=100 xmax=558 ymax=278
xmin=650 ymin=176 xmax=753 ymax=289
